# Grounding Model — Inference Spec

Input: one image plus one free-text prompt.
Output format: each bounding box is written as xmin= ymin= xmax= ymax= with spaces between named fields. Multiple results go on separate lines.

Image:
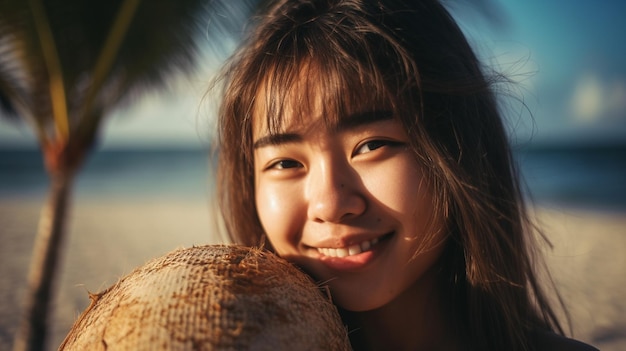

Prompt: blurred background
xmin=0 ymin=0 xmax=625 ymax=350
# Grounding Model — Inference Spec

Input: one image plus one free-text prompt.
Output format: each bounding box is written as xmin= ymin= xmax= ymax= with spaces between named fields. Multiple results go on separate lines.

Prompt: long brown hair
xmin=215 ymin=0 xmax=564 ymax=350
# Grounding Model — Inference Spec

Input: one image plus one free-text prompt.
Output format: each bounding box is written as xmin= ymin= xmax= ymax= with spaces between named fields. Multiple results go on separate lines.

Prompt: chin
xmin=331 ymin=290 xmax=390 ymax=313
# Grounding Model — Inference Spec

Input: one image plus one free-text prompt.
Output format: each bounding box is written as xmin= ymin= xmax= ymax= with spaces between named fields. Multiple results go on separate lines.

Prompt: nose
xmin=306 ymin=158 xmax=367 ymax=223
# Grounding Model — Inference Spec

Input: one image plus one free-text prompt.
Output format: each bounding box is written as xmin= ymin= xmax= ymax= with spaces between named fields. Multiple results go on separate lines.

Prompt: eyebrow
xmin=253 ymin=133 xmax=302 ymax=149
xmin=253 ymin=110 xmax=394 ymax=149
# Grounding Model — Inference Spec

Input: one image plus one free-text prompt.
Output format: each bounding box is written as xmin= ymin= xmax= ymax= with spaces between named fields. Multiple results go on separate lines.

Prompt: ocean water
xmin=515 ymin=144 xmax=626 ymax=212
xmin=0 ymin=148 xmax=214 ymax=200
xmin=0 ymin=145 xmax=625 ymax=211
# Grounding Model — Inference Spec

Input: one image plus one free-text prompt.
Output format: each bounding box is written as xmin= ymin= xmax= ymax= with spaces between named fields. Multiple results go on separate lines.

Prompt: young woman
xmin=214 ymin=0 xmax=598 ymax=350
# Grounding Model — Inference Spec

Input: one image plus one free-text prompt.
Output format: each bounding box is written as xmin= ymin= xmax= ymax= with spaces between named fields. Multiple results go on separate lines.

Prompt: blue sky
xmin=456 ymin=0 xmax=626 ymax=144
xmin=1 ymin=0 xmax=625 ymax=148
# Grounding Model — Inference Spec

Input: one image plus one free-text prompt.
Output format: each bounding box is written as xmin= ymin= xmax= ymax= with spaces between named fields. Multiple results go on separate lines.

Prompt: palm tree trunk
xmin=14 ymin=171 xmax=75 ymax=351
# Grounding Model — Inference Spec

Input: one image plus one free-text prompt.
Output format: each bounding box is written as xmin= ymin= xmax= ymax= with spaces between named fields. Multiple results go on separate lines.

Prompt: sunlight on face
xmin=252 ymin=78 xmax=447 ymax=312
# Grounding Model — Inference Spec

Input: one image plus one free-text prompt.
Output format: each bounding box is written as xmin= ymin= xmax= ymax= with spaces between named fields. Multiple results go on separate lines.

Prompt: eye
xmin=354 ymin=139 xmax=393 ymax=155
xmin=267 ymin=159 xmax=302 ymax=170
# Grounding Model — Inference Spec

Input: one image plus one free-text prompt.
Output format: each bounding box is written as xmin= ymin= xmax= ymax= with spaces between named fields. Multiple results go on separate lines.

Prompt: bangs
xmin=251 ymin=13 xmax=412 ymax=135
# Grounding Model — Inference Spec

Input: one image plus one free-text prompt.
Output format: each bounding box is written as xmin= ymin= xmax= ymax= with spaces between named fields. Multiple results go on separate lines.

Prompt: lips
xmin=312 ymin=233 xmax=393 ymax=271
xmin=317 ymin=237 xmax=380 ymax=258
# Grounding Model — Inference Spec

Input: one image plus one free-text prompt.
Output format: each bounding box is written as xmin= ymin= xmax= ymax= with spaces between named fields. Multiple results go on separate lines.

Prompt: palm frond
xmin=28 ymin=0 xmax=69 ymax=141
xmin=0 ymin=0 xmax=261 ymax=146
xmin=0 ymin=2 xmax=31 ymax=119
xmin=0 ymin=36 xmax=22 ymax=119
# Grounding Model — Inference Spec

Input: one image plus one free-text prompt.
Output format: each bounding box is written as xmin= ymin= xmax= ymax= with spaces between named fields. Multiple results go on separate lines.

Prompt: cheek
xmin=362 ymin=157 xmax=427 ymax=215
xmin=362 ymin=156 xmax=439 ymax=249
xmin=255 ymin=181 xmax=303 ymax=251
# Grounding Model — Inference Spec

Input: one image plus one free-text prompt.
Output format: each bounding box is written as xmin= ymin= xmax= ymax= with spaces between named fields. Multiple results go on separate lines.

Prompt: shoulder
xmin=533 ymin=331 xmax=599 ymax=351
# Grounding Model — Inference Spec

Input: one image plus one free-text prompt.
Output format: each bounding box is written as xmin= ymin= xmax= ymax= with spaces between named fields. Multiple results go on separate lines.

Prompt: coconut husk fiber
xmin=59 ymin=244 xmax=351 ymax=350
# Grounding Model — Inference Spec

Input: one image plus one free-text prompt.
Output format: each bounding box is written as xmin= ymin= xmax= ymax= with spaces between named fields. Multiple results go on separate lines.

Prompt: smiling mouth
xmin=316 ymin=233 xmax=391 ymax=258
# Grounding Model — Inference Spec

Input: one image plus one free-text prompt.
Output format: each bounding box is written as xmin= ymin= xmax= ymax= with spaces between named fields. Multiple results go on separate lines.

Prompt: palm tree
xmin=0 ymin=1 xmax=257 ymax=350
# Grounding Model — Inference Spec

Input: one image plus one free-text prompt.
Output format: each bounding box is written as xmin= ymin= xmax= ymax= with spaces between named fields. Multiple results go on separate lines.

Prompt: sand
xmin=0 ymin=196 xmax=624 ymax=350
xmin=532 ymin=207 xmax=626 ymax=350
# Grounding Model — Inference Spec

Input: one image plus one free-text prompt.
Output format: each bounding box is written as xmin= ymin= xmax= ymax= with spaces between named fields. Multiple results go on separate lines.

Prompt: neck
xmin=340 ymin=264 xmax=462 ymax=351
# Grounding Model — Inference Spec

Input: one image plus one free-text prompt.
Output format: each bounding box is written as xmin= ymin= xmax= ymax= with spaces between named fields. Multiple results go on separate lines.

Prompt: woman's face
xmin=252 ymin=93 xmax=446 ymax=312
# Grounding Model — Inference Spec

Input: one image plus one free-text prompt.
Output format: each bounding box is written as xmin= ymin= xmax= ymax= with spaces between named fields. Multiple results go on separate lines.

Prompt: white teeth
xmin=317 ymin=237 xmax=381 ymax=258
xmin=348 ymin=244 xmax=362 ymax=256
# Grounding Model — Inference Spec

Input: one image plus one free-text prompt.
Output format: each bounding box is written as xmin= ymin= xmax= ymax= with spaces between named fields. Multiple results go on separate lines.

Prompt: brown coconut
xmin=59 ymin=244 xmax=351 ymax=350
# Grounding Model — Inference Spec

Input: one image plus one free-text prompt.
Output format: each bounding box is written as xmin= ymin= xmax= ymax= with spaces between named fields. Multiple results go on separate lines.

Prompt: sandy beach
xmin=0 ymin=196 xmax=624 ymax=350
